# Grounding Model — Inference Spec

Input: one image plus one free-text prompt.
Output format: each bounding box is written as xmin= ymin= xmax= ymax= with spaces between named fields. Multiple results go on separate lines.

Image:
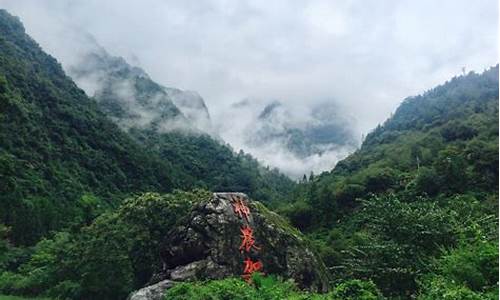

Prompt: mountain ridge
xmin=0 ymin=9 xmax=293 ymax=245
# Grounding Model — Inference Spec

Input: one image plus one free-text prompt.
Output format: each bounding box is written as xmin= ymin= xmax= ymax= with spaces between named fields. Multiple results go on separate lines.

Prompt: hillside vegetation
xmin=281 ymin=66 xmax=499 ymax=298
xmin=0 ymin=8 xmax=497 ymax=300
xmin=0 ymin=10 xmax=293 ymax=246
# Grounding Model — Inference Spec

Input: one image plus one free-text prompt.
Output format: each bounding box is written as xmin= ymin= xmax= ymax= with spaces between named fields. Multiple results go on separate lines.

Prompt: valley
xmin=0 ymin=7 xmax=497 ymax=300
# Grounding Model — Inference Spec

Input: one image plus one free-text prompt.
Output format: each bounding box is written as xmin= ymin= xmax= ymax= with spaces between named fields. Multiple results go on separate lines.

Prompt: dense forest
xmin=0 ymin=8 xmax=498 ymax=300
xmin=280 ymin=65 xmax=499 ymax=299
xmin=0 ymin=9 xmax=293 ymax=247
xmin=70 ymin=44 xmax=294 ymax=205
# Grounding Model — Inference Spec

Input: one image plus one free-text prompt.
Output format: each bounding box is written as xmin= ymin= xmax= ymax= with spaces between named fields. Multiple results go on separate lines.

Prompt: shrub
xmin=413 ymin=167 xmax=440 ymax=196
xmin=280 ymin=201 xmax=315 ymax=231
xmin=165 ymin=274 xmax=327 ymax=300
xmin=331 ymin=279 xmax=384 ymax=300
xmin=418 ymin=276 xmax=491 ymax=300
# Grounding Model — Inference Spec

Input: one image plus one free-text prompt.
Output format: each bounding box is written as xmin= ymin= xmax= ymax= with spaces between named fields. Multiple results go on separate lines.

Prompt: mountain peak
xmin=67 ymin=43 xmax=215 ymax=135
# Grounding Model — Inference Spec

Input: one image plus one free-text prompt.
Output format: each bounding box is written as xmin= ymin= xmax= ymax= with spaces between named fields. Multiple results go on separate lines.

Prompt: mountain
xmin=66 ymin=40 xmax=294 ymax=204
xmin=0 ymin=10 xmax=180 ymax=245
xmin=219 ymin=99 xmax=358 ymax=178
xmin=68 ymin=47 xmax=191 ymax=132
xmin=67 ymin=39 xmax=213 ymax=135
xmin=0 ymin=10 xmax=293 ymax=246
xmin=164 ymin=87 xmax=213 ymax=134
xmin=0 ymin=8 xmax=496 ymax=300
xmin=250 ymin=100 xmax=357 ymax=158
xmin=4 ymin=63 xmax=495 ymax=299
xmin=283 ymin=66 xmax=499 ymax=298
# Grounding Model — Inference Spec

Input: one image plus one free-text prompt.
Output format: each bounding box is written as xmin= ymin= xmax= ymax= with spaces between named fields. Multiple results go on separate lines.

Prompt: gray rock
xmin=161 ymin=193 xmax=330 ymax=290
xmin=127 ymin=280 xmax=175 ymax=300
xmin=129 ymin=192 xmax=331 ymax=299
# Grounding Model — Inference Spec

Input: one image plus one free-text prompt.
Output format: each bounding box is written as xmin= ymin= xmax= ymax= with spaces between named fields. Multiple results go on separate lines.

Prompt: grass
xmin=0 ymin=295 xmax=52 ymax=300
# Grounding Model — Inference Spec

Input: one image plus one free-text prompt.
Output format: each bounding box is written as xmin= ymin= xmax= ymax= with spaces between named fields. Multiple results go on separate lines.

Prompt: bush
xmin=331 ymin=279 xmax=384 ymax=300
xmin=280 ymin=201 xmax=315 ymax=231
xmin=434 ymin=146 xmax=468 ymax=193
xmin=0 ymin=190 xmax=210 ymax=300
xmin=165 ymin=274 xmax=333 ymax=300
xmin=418 ymin=276 xmax=492 ymax=300
xmin=0 ymin=272 xmax=27 ymax=294
xmin=334 ymin=183 xmax=365 ymax=208
xmin=417 ymin=241 xmax=498 ymax=299
xmin=46 ymin=280 xmax=82 ymax=300
xmin=413 ymin=167 xmax=440 ymax=196
xmin=438 ymin=242 xmax=498 ymax=291
xmin=440 ymin=121 xmax=478 ymax=141
xmin=164 ymin=275 xmax=386 ymax=300
xmin=363 ymin=168 xmax=398 ymax=193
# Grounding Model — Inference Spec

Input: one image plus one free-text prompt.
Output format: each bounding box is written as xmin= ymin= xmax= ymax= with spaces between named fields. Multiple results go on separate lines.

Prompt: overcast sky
xmin=1 ymin=0 xmax=498 ymax=176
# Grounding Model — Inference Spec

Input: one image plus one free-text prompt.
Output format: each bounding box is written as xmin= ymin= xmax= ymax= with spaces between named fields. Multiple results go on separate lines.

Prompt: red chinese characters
xmin=232 ymin=196 xmax=251 ymax=221
xmin=230 ymin=194 xmax=264 ymax=283
xmin=242 ymin=258 xmax=263 ymax=281
xmin=239 ymin=225 xmax=260 ymax=253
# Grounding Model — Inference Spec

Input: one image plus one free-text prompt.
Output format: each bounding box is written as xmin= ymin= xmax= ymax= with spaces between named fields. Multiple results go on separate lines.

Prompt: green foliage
xmin=279 ymin=201 xmax=315 ymax=231
xmin=334 ymin=183 xmax=365 ymax=208
xmin=131 ymin=129 xmax=295 ymax=206
xmin=0 ymin=9 xmax=294 ymax=247
xmin=0 ymin=8 xmax=498 ymax=300
xmin=417 ymin=276 xmax=496 ymax=300
xmin=0 ymin=9 xmax=178 ymax=245
xmin=0 ymin=225 xmax=10 ymax=270
xmin=413 ymin=167 xmax=439 ymax=196
xmin=363 ymin=167 xmax=398 ymax=193
xmin=418 ymin=240 xmax=498 ymax=299
xmin=0 ymin=295 xmax=52 ymax=300
xmin=164 ymin=275 xmax=300 ymax=300
xmin=330 ymin=279 xmax=384 ymax=300
xmin=434 ymin=146 xmax=468 ymax=193
xmin=0 ymin=190 xmax=209 ymax=300
xmin=0 ymin=232 xmax=76 ymax=296
xmin=281 ymin=66 xmax=499 ymax=298
xmin=436 ymin=242 xmax=498 ymax=291
xmin=164 ymin=275 xmax=384 ymax=300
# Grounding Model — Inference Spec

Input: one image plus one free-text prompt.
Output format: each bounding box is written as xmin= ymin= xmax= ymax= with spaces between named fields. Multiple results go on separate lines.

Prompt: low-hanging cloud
xmin=2 ymin=0 xmax=497 ymax=177
xmin=215 ymin=97 xmax=358 ymax=178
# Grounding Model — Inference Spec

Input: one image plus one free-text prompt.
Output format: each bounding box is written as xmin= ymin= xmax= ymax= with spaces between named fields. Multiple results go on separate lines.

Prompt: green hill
xmin=0 ymin=10 xmax=183 ymax=245
xmin=0 ymin=10 xmax=293 ymax=246
xmin=283 ymin=66 xmax=498 ymax=298
xmin=0 ymin=8 xmax=497 ymax=300
xmin=68 ymin=44 xmax=294 ymax=204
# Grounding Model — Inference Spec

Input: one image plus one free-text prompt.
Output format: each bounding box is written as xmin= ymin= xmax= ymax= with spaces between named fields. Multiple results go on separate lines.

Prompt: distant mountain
xmin=65 ymin=39 xmax=294 ymax=200
xmin=0 ymin=10 xmax=294 ymax=246
xmin=249 ymin=100 xmax=357 ymax=158
xmin=164 ymin=87 xmax=212 ymax=134
xmin=218 ymin=98 xmax=358 ymax=178
xmin=67 ymin=46 xmax=214 ymax=134
xmin=0 ymin=10 xmax=177 ymax=244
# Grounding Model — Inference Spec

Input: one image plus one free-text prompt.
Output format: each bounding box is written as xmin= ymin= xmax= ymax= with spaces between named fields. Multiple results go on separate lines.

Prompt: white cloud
xmin=1 ymin=0 xmax=497 ymax=177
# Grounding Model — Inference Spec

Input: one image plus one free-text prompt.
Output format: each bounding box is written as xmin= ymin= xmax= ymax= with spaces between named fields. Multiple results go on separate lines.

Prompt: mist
xmin=2 ymin=0 xmax=497 ymax=178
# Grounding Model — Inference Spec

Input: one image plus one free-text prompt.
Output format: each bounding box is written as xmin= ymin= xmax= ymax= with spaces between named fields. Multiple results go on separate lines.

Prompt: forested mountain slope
xmin=0 ymin=10 xmax=293 ymax=246
xmin=68 ymin=41 xmax=294 ymax=204
xmin=283 ymin=66 xmax=499 ymax=298
xmin=0 ymin=10 xmax=181 ymax=245
xmin=0 ymin=7 xmax=496 ymax=300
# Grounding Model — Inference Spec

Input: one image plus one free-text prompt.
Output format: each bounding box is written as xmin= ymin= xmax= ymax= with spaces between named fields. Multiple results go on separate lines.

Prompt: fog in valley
xmin=3 ymin=0 xmax=497 ymax=178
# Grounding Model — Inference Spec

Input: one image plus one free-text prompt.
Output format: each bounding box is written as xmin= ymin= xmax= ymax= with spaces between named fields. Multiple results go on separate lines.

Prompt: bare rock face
xmin=128 ymin=280 xmax=174 ymax=300
xmin=130 ymin=192 xmax=330 ymax=299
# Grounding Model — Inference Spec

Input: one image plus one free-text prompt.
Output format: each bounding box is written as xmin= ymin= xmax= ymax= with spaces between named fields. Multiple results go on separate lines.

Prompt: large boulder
xmin=128 ymin=280 xmax=175 ymax=300
xmin=130 ymin=192 xmax=330 ymax=299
